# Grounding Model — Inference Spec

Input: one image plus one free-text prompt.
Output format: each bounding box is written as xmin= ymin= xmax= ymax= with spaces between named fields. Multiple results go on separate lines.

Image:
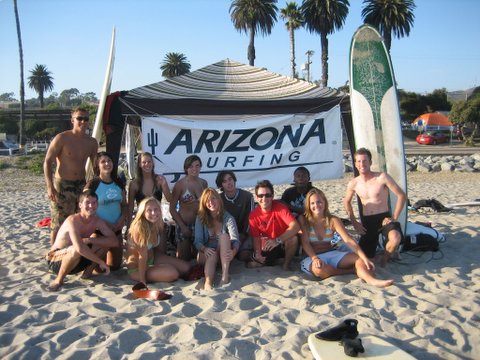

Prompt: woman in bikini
xmin=170 ymin=155 xmax=208 ymax=261
xmin=127 ymin=152 xmax=172 ymax=249
xmin=85 ymin=151 xmax=126 ymax=270
xmin=194 ymin=188 xmax=240 ymax=290
xmin=126 ymin=197 xmax=190 ymax=285
xmin=299 ymin=188 xmax=394 ymax=288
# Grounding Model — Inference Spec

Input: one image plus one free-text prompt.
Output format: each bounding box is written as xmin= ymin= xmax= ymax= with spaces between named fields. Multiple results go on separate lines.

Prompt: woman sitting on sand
xmin=299 ymin=189 xmax=394 ymax=288
xmin=194 ymin=188 xmax=240 ymax=290
xmin=126 ymin=197 xmax=190 ymax=285
xmin=85 ymin=151 xmax=126 ymax=271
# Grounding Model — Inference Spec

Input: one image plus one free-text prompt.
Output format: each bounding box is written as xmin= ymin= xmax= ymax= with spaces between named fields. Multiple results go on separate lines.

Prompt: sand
xmin=0 ymin=168 xmax=479 ymax=359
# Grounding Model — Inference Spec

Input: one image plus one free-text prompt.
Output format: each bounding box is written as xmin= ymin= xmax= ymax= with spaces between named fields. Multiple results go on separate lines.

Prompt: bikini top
xmin=127 ymin=234 xmax=160 ymax=250
xmin=308 ymin=226 xmax=334 ymax=243
xmin=180 ymin=188 xmax=197 ymax=203
xmin=134 ymin=179 xmax=163 ymax=204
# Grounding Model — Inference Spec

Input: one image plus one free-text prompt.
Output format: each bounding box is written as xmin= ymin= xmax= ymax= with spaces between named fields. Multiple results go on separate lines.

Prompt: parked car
xmin=0 ymin=141 xmax=21 ymax=155
xmin=416 ymin=132 xmax=449 ymax=145
xmin=455 ymin=127 xmax=473 ymax=140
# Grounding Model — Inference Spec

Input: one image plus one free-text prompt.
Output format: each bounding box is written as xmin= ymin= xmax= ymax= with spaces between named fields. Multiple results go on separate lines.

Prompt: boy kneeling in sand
xmin=45 ymin=189 xmax=118 ymax=291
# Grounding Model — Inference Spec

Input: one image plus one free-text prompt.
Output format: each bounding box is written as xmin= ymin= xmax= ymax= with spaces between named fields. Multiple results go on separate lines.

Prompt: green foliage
xmin=399 ymin=88 xmax=452 ymax=122
xmin=8 ymin=153 xmax=45 ymax=175
xmin=0 ymin=160 xmax=10 ymax=170
xmin=34 ymin=127 xmax=57 ymax=140
xmin=0 ymin=92 xmax=17 ymax=102
xmin=449 ymin=93 xmax=480 ymax=125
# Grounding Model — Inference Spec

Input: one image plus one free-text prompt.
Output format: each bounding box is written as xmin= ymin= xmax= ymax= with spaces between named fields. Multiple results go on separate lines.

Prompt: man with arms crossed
xmin=46 ymin=189 xmax=118 ymax=291
xmin=44 ymin=107 xmax=98 ymax=245
xmin=343 ymin=148 xmax=406 ymax=266
xmin=248 ymin=180 xmax=299 ymax=270
xmin=216 ymin=170 xmax=255 ymax=262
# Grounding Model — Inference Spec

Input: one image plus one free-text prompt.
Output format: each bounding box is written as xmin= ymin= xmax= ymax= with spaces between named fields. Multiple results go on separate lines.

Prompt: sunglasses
xmin=75 ymin=116 xmax=89 ymax=122
xmin=256 ymin=193 xmax=273 ymax=198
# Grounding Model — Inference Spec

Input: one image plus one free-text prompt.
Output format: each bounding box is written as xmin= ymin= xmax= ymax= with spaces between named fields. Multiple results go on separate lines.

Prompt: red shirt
xmin=249 ymin=200 xmax=295 ymax=239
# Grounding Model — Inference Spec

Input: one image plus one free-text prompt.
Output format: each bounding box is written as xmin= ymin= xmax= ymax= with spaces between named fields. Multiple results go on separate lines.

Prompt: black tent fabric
xmin=103 ymin=59 xmax=353 ymax=173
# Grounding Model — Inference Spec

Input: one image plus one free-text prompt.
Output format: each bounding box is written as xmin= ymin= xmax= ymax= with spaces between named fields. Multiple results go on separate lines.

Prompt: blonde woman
xmin=126 ymin=197 xmax=189 ymax=286
xmin=299 ymin=189 xmax=394 ymax=288
xmin=194 ymin=188 xmax=240 ymax=290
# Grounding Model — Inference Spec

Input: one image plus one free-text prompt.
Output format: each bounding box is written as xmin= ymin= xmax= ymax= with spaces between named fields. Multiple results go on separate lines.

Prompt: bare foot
xmin=220 ymin=276 xmax=230 ymax=286
xmin=47 ymin=282 xmax=62 ymax=292
xmin=195 ymin=278 xmax=205 ymax=290
xmin=368 ymin=278 xmax=395 ymax=288
xmin=204 ymin=280 xmax=214 ymax=291
xmin=81 ymin=263 xmax=97 ymax=279
xmin=247 ymin=260 xmax=264 ymax=268
xmin=282 ymin=263 xmax=293 ymax=271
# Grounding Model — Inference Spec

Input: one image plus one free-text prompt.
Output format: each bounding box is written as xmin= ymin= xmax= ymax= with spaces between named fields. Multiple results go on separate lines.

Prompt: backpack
xmin=402 ymin=233 xmax=440 ymax=252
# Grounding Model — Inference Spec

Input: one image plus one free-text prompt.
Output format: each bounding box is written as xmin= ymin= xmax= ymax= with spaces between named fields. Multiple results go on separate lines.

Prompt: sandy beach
xmin=0 ymin=166 xmax=479 ymax=359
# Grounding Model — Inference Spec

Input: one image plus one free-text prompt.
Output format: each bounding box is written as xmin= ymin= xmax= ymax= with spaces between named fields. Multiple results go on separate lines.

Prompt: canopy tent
xmin=412 ymin=112 xmax=453 ymax=129
xmin=103 ymin=59 xmax=353 ymax=177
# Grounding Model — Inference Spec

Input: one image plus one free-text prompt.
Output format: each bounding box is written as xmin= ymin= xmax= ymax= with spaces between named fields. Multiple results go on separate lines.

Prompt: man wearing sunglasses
xmin=248 ymin=180 xmax=300 ymax=270
xmin=44 ymin=106 xmax=98 ymax=245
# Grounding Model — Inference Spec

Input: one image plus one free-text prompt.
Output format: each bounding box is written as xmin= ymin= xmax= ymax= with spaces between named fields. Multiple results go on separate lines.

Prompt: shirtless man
xmin=170 ymin=155 xmax=208 ymax=260
xmin=343 ymin=148 xmax=406 ymax=265
xmin=44 ymin=107 xmax=98 ymax=244
xmin=46 ymin=189 xmax=118 ymax=291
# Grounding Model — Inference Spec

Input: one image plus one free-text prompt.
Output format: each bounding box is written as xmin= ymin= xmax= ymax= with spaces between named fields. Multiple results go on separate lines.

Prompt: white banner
xmin=141 ymin=105 xmax=343 ymax=188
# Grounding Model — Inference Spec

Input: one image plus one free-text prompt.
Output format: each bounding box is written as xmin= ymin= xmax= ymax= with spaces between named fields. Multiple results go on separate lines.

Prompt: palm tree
xmin=160 ymin=52 xmax=191 ymax=78
xmin=301 ymin=0 xmax=349 ymax=88
xmin=361 ymin=0 xmax=416 ymax=52
xmin=230 ymin=0 xmax=278 ymax=66
xmin=280 ymin=2 xmax=303 ymax=78
xmin=27 ymin=64 xmax=54 ymax=108
xmin=13 ymin=0 xmax=25 ymax=145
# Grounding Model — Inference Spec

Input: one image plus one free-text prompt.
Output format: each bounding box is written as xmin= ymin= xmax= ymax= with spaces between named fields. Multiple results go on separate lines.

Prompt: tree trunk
xmin=13 ymin=0 xmax=25 ymax=146
xmin=289 ymin=28 xmax=296 ymax=78
xmin=248 ymin=29 xmax=256 ymax=66
xmin=320 ymin=32 xmax=329 ymax=88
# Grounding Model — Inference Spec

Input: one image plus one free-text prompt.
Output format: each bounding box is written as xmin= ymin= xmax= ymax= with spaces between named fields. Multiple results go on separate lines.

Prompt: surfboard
xmin=349 ymin=24 xmax=408 ymax=233
xmin=445 ymin=201 xmax=480 ymax=208
xmin=86 ymin=26 xmax=116 ymax=181
xmin=308 ymin=333 xmax=416 ymax=360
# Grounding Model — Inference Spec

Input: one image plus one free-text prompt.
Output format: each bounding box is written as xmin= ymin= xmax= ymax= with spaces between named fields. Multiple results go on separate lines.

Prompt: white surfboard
xmin=349 ymin=25 xmax=408 ymax=234
xmin=308 ymin=333 xmax=416 ymax=360
xmin=86 ymin=26 xmax=116 ymax=181
xmin=445 ymin=201 xmax=480 ymax=208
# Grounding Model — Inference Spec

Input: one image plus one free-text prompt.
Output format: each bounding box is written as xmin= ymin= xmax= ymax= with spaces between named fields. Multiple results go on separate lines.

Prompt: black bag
xmin=402 ymin=233 xmax=440 ymax=252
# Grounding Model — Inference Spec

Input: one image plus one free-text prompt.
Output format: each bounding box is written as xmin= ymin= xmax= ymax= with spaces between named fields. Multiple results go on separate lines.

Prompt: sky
xmin=1 ymin=0 xmax=479 ymax=100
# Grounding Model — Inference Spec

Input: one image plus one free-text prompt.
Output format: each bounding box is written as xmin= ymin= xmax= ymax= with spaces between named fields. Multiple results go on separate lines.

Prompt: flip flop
xmin=36 ymin=217 xmax=51 ymax=227
xmin=132 ymin=283 xmax=172 ymax=300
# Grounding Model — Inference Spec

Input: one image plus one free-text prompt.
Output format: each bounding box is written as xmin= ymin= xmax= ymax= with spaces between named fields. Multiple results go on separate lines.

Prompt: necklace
xmin=224 ymin=189 xmax=239 ymax=203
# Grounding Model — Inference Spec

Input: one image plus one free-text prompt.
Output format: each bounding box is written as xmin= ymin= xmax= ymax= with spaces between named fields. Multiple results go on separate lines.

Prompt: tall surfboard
xmin=349 ymin=25 xmax=407 ymax=233
xmin=86 ymin=26 xmax=116 ymax=180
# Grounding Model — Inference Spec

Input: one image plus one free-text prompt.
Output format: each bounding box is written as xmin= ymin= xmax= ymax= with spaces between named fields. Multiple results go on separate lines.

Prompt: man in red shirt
xmin=248 ymin=180 xmax=299 ymax=270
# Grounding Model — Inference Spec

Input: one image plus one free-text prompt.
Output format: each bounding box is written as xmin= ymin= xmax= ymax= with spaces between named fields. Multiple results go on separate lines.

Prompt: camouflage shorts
xmin=50 ymin=178 xmax=86 ymax=231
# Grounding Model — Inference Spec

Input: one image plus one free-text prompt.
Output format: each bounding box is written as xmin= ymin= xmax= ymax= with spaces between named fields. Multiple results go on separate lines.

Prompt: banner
xmin=141 ymin=105 xmax=343 ymax=188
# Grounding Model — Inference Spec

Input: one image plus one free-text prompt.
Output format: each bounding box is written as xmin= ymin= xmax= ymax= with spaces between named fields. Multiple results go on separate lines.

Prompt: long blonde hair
xmin=304 ymin=188 xmax=334 ymax=230
xmin=128 ymin=197 xmax=163 ymax=248
xmin=198 ymin=188 xmax=224 ymax=228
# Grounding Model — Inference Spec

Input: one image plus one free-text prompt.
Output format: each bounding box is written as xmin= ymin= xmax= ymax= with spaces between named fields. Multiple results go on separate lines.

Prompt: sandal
xmin=132 ymin=282 xmax=172 ymax=300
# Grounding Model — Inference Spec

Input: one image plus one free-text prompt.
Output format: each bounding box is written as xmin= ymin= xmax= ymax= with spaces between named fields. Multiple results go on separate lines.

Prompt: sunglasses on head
xmin=257 ymin=193 xmax=273 ymax=198
xmin=75 ymin=116 xmax=89 ymax=122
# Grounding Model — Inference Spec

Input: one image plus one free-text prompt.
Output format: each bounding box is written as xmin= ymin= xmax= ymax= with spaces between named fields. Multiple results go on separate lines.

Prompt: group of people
xmin=44 ymin=107 xmax=406 ymax=292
